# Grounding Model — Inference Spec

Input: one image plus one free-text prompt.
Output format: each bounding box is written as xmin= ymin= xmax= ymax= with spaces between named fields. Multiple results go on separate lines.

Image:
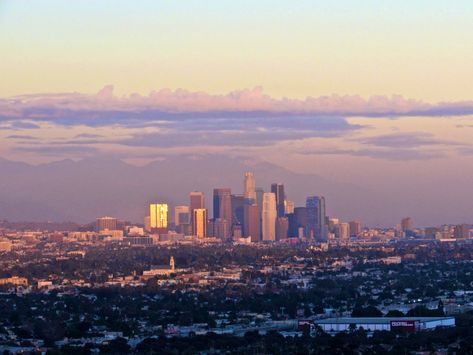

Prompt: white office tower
xmin=262 ymin=192 xmax=277 ymax=241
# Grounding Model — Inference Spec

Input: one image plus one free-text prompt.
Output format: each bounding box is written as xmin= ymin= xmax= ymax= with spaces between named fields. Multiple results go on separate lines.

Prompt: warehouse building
xmin=314 ymin=317 xmax=455 ymax=334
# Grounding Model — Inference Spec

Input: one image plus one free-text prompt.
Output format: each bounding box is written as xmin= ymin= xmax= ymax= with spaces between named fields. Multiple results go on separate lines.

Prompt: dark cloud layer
xmin=297 ymin=147 xmax=443 ymax=161
xmin=114 ymin=115 xmax=361 ymax=148
xmin=0 ymin=121 xmax=41 ymax=130
xmin=1 ymin=86 xmax=473 ymax=129
xmin=13 ymin=145 xmax=98 ymax=156
xmin=2 ymin=87 xmax=472 ymax=161
xmin=8 ymin=115 xmax=363 ymax=149
xmin=6 ymin=135 xmax=38 ymax=140
xmin=359 ymin=132 xmax=463 ymax=148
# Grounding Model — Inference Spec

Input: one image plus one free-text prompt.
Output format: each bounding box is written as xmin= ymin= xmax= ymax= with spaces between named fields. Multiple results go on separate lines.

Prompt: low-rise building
xmin=315 ymin=317 xmax=455 ymax=334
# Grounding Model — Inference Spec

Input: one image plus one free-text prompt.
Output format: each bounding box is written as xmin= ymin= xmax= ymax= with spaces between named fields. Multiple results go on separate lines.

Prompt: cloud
xmin=358 ymin=132 xmax=463 ymax=148
xmin=74 ymin=133 xmax=104 ymax=139
xmin=1 ymin=87 xmax=472 ymax=162
xmin=1 ymin=86 xmax=473 ymax=129
xmin=457 ymin=147 xmax=473 ymax=156
xmin=6 ymin=135 xmax=38 ymax=140
xmin=13 ymin=145 xmax=98 ymax=156
xmin=294 ymin=132 xmax=469 ymax=160
xmin=40 ymin=115 xmax=361 ymax=149
xmin=297 ymin=147 xmax=444 ymax=161
xmin=1 ymin=121 xmax=42 ymax=130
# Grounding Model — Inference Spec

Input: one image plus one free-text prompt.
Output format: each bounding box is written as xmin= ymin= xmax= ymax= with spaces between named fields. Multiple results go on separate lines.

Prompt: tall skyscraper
xmin=193 ymin=208 xmax=207 ymax=239
xmin=288 ymin=207 xmax=307 ymax=238
xmin=206 ymin=219 xmax=215 ymax=237
xmin=190 ymin=191 xmax=205 ymax=234
xmin=213 ymin=188 xmax=232 ymax=240
xmin=244 ymin=204 xmax=260 ymax=242
xmin=262 ymin=192 xmax=277 ymax=241
xmin=256 ymin=187 xmax=264 ymax=218
xmin=271 ymin=183 xmax=285 ymax=217
xmin=244 ymin=172 xmax=256 ymax=203
xmin=276 ymin=217 xmax=289 ymax=240
xmin=150 ymin=204 xmax=168 ymax=229
xmin=306 ymin=196 xmax=327 ymax=240
xmin=256 ymin=187 xmax=264 ymax=206
xmin=96 ymin=216 xmax=117 ymax=232
xmin=174 ymin=206 xmax=190 ymax=226
xmin=231 ymin=194 xmax=245 ymax=226
xmin=213 ymin=188 xmax=232 ymax=224
xmin=190 ymin=191 xmax=205 ymax=210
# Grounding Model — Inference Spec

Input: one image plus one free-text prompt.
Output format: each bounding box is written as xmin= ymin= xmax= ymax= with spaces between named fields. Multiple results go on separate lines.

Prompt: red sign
xmin=298 ymin=320 xmax=313 ymax=331
xmin=390 ymin=320 xmax=417 ymax=332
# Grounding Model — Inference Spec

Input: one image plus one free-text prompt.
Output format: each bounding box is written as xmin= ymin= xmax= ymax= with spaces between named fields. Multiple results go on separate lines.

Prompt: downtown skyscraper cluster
xmin=146 ymin=172 xmax=331 ymax=242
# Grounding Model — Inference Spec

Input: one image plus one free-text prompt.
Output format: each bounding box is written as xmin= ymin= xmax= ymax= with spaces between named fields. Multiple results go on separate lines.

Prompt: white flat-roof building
xmin=315 ymin=317 xmax=455 ymax=334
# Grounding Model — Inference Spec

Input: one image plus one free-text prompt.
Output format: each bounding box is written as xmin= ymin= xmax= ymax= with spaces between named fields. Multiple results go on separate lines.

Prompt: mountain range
xmin=0 ymin=155 xmax=377 ymax=225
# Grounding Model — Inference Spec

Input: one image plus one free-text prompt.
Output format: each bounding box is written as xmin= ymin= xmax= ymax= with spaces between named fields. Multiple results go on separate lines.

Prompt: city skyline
xmin=0 ymin=156 xmax=472 ymax=228
xmin=1 ymin=2 xmax=473 ymax=227
xmin=1 ymin=3 xmax=473 ymax=352
xmin=92 ymin=171 xmax=468 ymax=242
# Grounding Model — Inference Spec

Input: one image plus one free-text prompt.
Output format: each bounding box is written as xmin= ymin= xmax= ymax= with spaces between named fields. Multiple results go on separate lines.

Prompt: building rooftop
xmin=315 ymin=317 xmax=454 ymax=324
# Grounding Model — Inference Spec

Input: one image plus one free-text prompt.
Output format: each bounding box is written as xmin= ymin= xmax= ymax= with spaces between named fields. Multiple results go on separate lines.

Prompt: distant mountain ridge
xmin=0 ymin=155 xmax=374 ymax=225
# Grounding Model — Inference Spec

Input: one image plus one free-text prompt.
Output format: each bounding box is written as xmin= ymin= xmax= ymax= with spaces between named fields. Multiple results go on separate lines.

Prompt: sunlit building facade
xmin=96 ymin=216 xmax=117 ymax=232
xmin=150 ymin=203 xmax=168 ymax=229
xmin=190 ymin=191 xmax=205 ymax=233
xmin=193 ymin=208 xmax=207 ymax=239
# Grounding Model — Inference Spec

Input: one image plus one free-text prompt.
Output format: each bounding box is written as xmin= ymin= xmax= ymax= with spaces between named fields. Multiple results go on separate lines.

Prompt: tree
xmin=99 ymin=337 xmax=130 ymax=354
xmin=351 ymin=306 xmax=382 ymax=317
xmin=385 ymin=310 xmax=405 ymax=317
xmin=407 ymin=305 xmax=444 ymax=317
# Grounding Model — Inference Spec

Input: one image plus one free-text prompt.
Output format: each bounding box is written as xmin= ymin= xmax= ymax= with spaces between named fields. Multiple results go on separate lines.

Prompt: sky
xmin=1 ymin=1 xmax=473 ymax=226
